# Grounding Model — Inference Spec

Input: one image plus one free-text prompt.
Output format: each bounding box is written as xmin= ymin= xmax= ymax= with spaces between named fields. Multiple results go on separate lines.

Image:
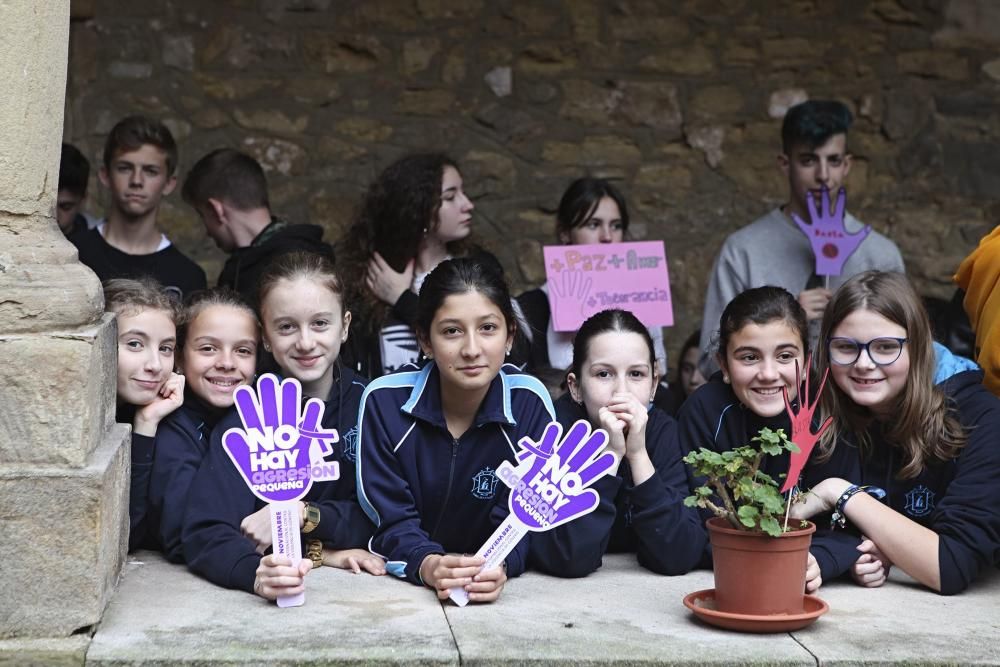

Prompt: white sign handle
xmin=449 ymin=516 xmax=528 ymax=607
xmin=270 ymin=500 xmax=305 ymax=608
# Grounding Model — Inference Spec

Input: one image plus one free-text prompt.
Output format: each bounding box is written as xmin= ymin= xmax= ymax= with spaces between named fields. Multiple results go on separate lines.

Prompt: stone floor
xmin=7 ymin=551 xmax=1000 ymax=665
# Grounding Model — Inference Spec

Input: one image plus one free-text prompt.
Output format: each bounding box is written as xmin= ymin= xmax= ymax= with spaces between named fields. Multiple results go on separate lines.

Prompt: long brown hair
xmin=817 ymin=271 xmax=965 ymax=478
xmin=337 ymin=153 xmax=469 ymax=337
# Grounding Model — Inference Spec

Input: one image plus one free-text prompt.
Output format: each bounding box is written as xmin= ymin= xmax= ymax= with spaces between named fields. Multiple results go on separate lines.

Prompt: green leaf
xmin=760 ymin=516 xmax=782 ymax=538
xmin=737 ymin=505 xmax=759 ymax=528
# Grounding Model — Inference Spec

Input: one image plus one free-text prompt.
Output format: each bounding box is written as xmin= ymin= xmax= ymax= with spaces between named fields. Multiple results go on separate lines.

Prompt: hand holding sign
xmin=221 ymin=374 xmax=341 ymax=608
xmin=449 ymin=420 xmax=617 ymax=606
xmin=792 ymin=186 xmax=870 ymax=276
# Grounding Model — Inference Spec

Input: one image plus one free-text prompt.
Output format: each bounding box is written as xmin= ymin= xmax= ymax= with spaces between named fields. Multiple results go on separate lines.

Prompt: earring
xmin=722 ymin=375 xmax=730 ymax=384
xmin=505 ymin=346 xmax=511 ymax=356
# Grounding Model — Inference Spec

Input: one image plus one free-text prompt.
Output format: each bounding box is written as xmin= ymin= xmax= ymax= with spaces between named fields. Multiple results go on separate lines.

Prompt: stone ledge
xmin=83 ymin=551 xmax=1000 ymax=665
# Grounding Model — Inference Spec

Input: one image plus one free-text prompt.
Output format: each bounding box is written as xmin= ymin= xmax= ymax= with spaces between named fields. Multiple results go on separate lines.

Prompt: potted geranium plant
xmin=683 ymin=426 xmax=815 ymax=617
xmin=682 ymin=360 xmax=832 ymax=629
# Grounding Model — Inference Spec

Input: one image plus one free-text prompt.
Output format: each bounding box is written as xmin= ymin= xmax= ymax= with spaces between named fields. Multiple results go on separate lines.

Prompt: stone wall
xmin=64 ymin=0 xmax=1000 ymax=362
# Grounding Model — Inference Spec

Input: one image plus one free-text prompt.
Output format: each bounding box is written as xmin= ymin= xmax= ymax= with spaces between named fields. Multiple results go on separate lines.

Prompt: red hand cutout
xmin=780 ymin=355 xmax=833 ymax=493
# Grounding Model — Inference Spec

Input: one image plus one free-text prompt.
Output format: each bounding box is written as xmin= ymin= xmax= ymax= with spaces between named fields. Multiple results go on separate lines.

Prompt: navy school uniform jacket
xmin=529 ymin=395 xmax=706 ymax=577
xmin=182 ymin=366 xmax=372 ymax=593
xmin=131 ymin=389 xmax=223 ymax=561
xmin=121 ymin=404 xmax=154 ymax=553
xmin=817 ymin=370 xmax=1000 ymax=595
xmin=677 ymin=376 xmax=864 ymax=581
xmin=356 ymin=363 xmax=556 ymax=586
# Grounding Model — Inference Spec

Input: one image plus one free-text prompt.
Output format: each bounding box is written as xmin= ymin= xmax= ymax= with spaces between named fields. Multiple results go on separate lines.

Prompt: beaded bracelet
xmin=831 ymin=484 xmax=887 ymax=528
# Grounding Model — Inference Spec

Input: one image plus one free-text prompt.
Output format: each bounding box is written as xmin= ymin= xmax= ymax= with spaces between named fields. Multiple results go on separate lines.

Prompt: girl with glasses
xmin=791 ymin=271 xmax=1000 ymax=594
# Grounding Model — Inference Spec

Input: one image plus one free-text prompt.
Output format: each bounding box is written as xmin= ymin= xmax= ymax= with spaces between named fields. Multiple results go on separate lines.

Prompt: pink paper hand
xmin=549 ymin=270 xmax=593 ymax=331
xmin=792 ymin=186 xmax=870 ymax=276
xmin=780 ymin=355 xmax=833 ymax=493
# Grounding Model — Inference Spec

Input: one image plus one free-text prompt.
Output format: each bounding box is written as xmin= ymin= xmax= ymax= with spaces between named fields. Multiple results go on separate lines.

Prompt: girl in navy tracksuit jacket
xmin=790 ymin=271 xmax=1000 ymax=595
xmin=529 ymin=309 xmax=705 ymax=577
xmin=132 ymin=289 xmax=260 ymax=561
xmin=357 ymin=258 xmax=555 ymax=603
xmin=678 ymin=286 xmax=864 ymax=591
xmin=183 ymin=252 xmax=380 ymax=600
xmin=103 ymin=278 xmax=184 ymax=554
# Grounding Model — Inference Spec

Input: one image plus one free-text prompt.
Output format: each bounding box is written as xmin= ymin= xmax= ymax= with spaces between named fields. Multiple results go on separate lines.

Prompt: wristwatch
xmin=302 ymin=503 xmax=321 ymax=533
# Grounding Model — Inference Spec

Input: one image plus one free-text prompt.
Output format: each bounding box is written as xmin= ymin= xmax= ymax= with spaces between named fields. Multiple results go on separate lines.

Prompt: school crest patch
xmin=471 ymin=467 xmax=499 ymax=500
xmin=340 ymin=426 xmax=359 ymax=462
xmin=904 ymin=484 xmax=934 ymax=518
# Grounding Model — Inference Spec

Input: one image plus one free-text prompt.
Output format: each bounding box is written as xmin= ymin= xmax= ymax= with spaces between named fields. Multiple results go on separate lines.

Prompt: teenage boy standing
xmin=72 ymin=115 xmax=206 ymax=300
xmin=699 ymin=100 xmax=904 ymax=360
xmin=181 ymin=148 xmax=333 ymax=303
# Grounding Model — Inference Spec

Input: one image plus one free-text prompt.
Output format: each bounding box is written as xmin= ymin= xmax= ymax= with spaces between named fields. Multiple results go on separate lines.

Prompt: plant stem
xmin=708 ymin=477 xmax=741 ymax=529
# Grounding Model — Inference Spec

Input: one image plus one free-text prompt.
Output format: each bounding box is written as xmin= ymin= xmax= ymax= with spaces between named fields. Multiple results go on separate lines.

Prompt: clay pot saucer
xmin=683 ymin=589 xmax=828 ymax=633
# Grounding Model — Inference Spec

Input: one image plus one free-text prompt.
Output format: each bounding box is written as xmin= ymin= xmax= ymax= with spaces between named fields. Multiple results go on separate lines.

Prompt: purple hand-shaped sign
xmin=496 ymin=420 xmax=617 ymax=531
xmin=222 ymin=374 xmax=341 ymax=504
xmin=792 ymin=186 xmax=870 ymax=276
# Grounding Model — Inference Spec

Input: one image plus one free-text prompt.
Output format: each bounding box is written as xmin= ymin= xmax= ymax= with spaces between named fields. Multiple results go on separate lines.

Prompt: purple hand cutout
xmin=222 ymin=374 xmax=341 ymax=503
xmin=496 ymin=420 xmax=617 ymax=531
xmin=792 ymin=186 xmax=870 ymax=276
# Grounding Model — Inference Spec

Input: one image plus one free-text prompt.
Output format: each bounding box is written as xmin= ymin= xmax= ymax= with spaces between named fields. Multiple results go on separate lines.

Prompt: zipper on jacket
xmin=429 ymin=438 xmax=460 ymax=541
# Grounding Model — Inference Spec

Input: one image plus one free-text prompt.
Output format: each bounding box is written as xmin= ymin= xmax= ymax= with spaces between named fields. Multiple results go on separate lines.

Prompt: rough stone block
xmin=0 ymin=424 xmax=129 ymax=639
xmin=0 ymin=314 xmax=115 ymax=468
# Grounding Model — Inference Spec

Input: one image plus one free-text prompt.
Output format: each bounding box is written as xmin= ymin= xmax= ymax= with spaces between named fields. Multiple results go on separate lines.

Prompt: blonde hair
xmin=817 ymin=271 xmax=965 ymax=478
xmin=257 ymin=251 xmax=344 ymax=313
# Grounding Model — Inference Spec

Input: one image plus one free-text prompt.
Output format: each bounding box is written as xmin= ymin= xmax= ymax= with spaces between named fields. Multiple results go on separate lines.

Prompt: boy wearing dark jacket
xmin=181 ymin=148 xmax=334 ymax=304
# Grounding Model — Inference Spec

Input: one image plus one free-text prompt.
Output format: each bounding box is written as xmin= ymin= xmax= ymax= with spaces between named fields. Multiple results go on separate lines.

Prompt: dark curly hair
xmin=338 ymin=153 xmax=469 ymax=335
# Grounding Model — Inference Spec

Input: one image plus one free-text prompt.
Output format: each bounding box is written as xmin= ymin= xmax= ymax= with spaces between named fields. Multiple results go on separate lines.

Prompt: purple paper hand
xmin=222 ymin=374 xmax=340 ymax=503
xmin=497 ymin=420 xmax=617 ymax=531
xmin=549 ymin=270 xmax=593 ymax=331
xmin=792 ymin=186 xmax=870 ymax=276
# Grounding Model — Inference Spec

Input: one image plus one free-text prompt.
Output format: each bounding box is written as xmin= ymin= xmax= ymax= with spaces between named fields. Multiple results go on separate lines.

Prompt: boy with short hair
xmin=699 ymin=100 xmax=905 ymax=360
xmin=72 ymin=115 xmax=206 ymax=300
xmin=181 ymin=147 xmax=333 ymax=303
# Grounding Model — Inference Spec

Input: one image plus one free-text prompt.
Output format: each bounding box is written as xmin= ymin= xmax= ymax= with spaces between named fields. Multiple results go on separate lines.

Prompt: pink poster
xmin=543 ymin=241 xmax=674 ymax=332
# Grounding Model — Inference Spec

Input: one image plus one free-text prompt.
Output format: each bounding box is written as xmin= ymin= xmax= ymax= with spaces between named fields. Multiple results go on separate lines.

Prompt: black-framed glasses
xmin=827 ymin=337 xmax=908 ymax=366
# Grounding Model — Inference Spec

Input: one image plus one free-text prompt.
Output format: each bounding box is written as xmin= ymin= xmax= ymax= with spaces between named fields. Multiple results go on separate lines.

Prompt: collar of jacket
xmin=400 ymin=363 xmax=516 ymax=431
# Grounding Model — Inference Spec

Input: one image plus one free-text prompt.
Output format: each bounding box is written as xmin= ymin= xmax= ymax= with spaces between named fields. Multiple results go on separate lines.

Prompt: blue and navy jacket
xmin=676 ymin=376 xmax=864 ymax=581
xmin=182 ymin=366 xmax=372 ymax=593
xmin=816 ymin=369 xmax=1000 ymax=595
xmin=138 ymin=390 xmax=222 ymax=561
xmin=356 ymin=363 xmax=555 ymax=586
xmin=529 ymin=395 xmax=706 ymax=577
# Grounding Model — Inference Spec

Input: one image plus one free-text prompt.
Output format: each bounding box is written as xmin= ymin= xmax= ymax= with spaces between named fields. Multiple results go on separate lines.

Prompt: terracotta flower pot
xmin=707 ymin=516 xmax=815 ymax=616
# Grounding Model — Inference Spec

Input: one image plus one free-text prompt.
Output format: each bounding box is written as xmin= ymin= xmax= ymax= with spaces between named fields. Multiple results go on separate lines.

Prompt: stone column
xmin=0 ymin=2 xmax=129 ymax=642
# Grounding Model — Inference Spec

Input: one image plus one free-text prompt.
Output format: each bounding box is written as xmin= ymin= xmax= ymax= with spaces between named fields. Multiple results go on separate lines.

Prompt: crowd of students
xmin=65 ymin=98 xmax=1000 ymax=603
